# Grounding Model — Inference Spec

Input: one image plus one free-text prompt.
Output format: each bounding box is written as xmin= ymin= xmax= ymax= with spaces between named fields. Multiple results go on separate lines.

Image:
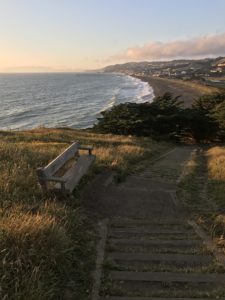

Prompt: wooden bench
xmin=37 ymin=142 xmax=95 ymax=195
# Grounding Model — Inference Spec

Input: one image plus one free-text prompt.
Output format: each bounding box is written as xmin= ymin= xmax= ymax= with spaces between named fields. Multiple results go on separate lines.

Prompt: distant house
xmin=217 ymin=67 xmax=223 ymax=73
xmin=218 ymin=63 xmax=225 ymax=68
xmin=210 ymin=69 xmax=219 ymax=73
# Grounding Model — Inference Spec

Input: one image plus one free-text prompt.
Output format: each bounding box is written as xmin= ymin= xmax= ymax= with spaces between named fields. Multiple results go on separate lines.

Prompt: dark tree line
xmin=93 ymin=91 xmax=225 ymax=143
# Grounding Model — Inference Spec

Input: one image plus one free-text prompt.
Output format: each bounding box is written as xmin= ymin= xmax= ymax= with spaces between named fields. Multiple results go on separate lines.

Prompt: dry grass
xmin=206 ymin=146 xmax=225 ymax=209
xmin=207 ymin=147 xmax=225 ymax=181
xmin=179 ymin=145 xmax=225 ymax=253
xmin=0 ymin=201 xmax=95 ymax=300
xmin=1 ymin=206 xmax=69 ymax=299
xmin=206 ymin=147 xmax=225 ymax=250
xmin=0 ymin=128 xmax=169 ymax=299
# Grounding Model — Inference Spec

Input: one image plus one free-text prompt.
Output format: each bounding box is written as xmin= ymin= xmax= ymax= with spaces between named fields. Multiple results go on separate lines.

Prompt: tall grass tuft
xmin=179 ymin=145 xmax=225 ymax=252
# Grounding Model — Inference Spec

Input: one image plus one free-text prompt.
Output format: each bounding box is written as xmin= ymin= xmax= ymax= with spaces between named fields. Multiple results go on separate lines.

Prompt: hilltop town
xmin=103 ymin=56 xmax=225 ymax=89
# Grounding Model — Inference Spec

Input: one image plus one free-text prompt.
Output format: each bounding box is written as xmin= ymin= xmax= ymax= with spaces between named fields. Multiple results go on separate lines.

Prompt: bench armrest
xmin=79 ymin=145 xmax=93 ymax=155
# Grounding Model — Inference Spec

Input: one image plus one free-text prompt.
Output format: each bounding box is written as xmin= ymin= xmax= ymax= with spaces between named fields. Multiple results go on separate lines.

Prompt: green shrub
xmin=94 ymin=91 xmax=225 ymax=143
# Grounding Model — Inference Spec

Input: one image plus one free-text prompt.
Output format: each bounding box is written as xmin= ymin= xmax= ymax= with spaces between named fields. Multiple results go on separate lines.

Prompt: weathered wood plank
xmin=110 ymin=238 xmax=200 ymax=247
xmin=54 ymin=155 xmax=95 ymax=193
xmin=43 ymin=142 xmax=80 ymax=177
xmin=108 ymin=252 xmax=213 ymax=265
xmin=37 ymin=142 xmax=95 ymax=194
xmin=65 ymin=155 xmax=95 ymax=193
xmin=110 ymin=271 xmax=225 ymax=283
xmin=100 ymin=297 xmax=220 ymax=300
xmin=99 ymin=296 xmax=217 ymax=300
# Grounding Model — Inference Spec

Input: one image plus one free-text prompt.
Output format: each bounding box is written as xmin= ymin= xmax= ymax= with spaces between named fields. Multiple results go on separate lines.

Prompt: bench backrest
xmin=42 ymin=142 xmax=80 ymax=178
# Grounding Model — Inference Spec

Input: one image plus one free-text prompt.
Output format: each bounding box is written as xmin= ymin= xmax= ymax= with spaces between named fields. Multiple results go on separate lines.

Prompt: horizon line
xmin=1 ymin=55 xmax=224 ymax=74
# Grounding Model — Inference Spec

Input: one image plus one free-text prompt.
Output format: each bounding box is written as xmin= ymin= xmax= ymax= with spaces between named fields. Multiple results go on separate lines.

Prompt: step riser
xmin=110 ymin=271 xmax=225 ymax=283
xmin=110 ymin=226 xmax=192 ymax=232
xmin=107 ymin=281 xmax=223 ymax=296
xmin=110 ymin=219 xmax=187 ymax=226
xmin=107 ymin=253 xmax=213 ymax=268
xmin=108 ymin=260 xmax=213 ymax=271
xmin=108 ymin=245 xmax=205 ymax=255
xmin=109 ymin=228 xmax=195 ymax=234
xmin=100 ymin=297 xmax=219 ymax=300
xmin=108 ymin=253 xmax=213 ymax=263
xmin=100 ymin=217 xmax=224 ymax=299
xmin=109 ymin=239 xmax=201 ymax=247
xmin=109 ymin=233 xmax=198 ymax=240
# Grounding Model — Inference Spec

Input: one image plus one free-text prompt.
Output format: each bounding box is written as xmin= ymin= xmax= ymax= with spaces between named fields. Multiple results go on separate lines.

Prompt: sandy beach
xmin=134 ymin=75 xmax=216 ymax=107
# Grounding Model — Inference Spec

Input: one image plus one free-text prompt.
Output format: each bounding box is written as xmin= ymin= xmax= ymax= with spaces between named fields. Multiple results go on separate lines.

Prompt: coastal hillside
xmin=103 ymin=56 xmax=225 ymax=90
xmin=1 ymin=128 xmax=225 ymax=299
xmin=1 ymin=0 xmax=225 ymax=298
xmin=102 ymin=57 xmax=224 ymax=107
xmin=0 ymin=128 xmax=169 ymax=300
xmin=103 ymin=57 xmax=225 ymax=78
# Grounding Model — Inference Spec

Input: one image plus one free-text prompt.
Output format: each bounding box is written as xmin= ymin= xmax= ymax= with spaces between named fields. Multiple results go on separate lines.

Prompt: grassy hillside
xmin=179 ymin=145 xmax=225 ymax=253
xmin=0 ymin=128 xmax=169 ymax=300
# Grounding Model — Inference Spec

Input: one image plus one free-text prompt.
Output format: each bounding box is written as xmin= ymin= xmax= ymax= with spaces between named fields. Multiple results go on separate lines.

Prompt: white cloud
xmin=110 ymin=33 xmax=225 ymax=62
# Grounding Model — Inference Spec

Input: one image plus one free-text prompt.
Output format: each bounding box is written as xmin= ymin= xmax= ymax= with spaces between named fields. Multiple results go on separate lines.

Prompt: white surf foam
xmin=127 ymin=76 xmax=155 ymax=104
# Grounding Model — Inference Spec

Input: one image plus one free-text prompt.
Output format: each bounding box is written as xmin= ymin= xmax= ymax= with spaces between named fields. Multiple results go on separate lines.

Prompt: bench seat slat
xmin=54 ymin=155 xmax=95 ymax=193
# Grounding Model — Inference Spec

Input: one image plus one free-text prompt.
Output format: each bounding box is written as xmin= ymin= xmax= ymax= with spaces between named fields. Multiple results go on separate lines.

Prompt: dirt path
xmin=83 ymin=147 xmax=193 ymax=219
xmin=83 ymin=147 xmax=225 ymax=299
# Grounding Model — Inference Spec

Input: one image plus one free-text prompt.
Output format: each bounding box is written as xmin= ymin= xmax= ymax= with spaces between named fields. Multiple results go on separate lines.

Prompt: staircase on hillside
xmin=90 ymin=147 xmax=225 ymax=300
xmin=98 ymin=217 xmax=225 ymax=299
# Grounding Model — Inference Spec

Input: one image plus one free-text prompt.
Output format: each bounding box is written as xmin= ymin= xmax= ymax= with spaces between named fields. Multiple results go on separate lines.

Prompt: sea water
xmin=0 ymin=72 xmax=154 ymax=130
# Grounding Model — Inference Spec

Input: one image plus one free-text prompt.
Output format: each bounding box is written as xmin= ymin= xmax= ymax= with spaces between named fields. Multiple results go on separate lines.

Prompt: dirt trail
xmin=84 ymin=147 xmax=193 ymax=219
xmin=82 ymin=146 xmax=225 ymax=300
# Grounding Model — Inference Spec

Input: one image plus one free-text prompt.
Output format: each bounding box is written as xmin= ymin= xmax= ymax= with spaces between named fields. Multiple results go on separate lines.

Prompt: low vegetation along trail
xmin=83 ymin=146 xmax=225 ymax=299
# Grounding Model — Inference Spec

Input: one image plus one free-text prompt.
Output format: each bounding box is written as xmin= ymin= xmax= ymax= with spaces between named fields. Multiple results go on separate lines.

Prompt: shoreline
xmin=0 ymin=73 xmax=215 ymax=132
xmin=0 ymin=73 xmax=155 ymax=131
xmin=128 ymin=74 xmax=155 ymax=104
xmin=132 ymin=75 xmax=216 ymax=107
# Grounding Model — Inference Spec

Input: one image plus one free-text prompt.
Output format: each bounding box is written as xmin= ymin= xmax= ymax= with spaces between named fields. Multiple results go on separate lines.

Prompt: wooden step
xmin=100 ymin=297 xmax=220 ymax=300
xmin=110 ymin=239 xmax=201 ymax=247
xmin=109 ymin=229 xmax=197 ymax=240
xmin=110 ymin=218 xmax=187 ymax=226
xmin=110 ymin=271 xmax=225 ymax=284
xmin=108 ymin=252 xmax=213 ymax=265
xmin=110 ymin=224 xmax=192 ymax=232
xmin=109 ymin=228 xmax=195 ymax=235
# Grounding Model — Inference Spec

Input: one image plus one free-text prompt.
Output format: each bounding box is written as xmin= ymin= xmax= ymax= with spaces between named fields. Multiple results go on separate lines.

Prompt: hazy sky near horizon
xmin=1 ymin=0 xmax=225 ymax=72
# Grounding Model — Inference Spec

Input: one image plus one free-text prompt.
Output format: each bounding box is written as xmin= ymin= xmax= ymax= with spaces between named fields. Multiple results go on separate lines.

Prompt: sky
xmin=0 ymin=0 xmax=225 ymax=72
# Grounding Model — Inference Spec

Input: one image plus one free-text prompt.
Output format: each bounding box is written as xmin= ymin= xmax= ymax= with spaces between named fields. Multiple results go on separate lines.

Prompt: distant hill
xmin=102 ymin=57 xmax=225 ymax=76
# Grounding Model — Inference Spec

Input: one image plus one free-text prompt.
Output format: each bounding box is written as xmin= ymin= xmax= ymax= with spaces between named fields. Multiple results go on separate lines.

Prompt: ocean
xmin=0 ymin=72 xmax=154 ymax=130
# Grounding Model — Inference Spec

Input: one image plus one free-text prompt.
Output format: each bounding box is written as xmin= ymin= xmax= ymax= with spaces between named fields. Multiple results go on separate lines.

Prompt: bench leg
xmin=37 ymin=168 xmax=48 ymax=194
